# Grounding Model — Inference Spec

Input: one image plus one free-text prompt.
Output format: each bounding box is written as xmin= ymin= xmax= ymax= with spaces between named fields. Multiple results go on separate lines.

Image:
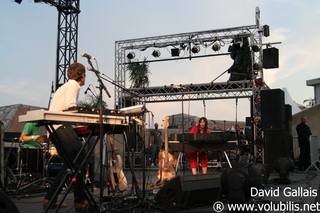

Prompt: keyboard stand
xmin=43 ymin=123 xmax=99 ymax=213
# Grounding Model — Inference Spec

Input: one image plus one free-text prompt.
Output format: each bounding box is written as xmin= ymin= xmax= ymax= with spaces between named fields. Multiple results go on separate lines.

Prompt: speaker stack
xmin=261 ymin=89 xmax=293 ymax=169
xmin=154 ymin=174 xmax=221 ymax=210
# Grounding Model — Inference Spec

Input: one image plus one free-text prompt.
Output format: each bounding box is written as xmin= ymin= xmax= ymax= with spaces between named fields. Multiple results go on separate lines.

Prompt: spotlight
xmin=254 ymin=95 xmax=261 ymax=104
xmin=127 ymin=52 xmax=135 ymax=60
xmin=212 ymin=43 xmax=221 ymax=51
xmin=152 ymin=50 xmax=161 ymax=57
xmin=255 ymin=78 xmax=264 ymax=87
xmin=253 ymin=63 xmax=261 ymax=70
xmin=180 ymin=43 xmax=187 ymax=50
xmin=171 ymin=48 xmax=180 ymax=57
xmin=15 ymin=0 xmax=22 ymax=3
xmin=252 ymin=44 xmax=260 ymax=52
xmin=191 ymin=45 xmax=200 ymax=54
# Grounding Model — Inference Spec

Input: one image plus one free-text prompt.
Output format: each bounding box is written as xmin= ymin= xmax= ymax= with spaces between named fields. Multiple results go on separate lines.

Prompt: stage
xmin=3 ymin=165 xmax=320 ymax=213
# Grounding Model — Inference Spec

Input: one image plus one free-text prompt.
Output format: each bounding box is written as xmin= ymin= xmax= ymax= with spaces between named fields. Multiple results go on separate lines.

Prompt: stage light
xmin=15 ymin=0 xmax=23 ymax=4
xmin=255 ymin=78 xmax=264 ymax=87
xmin=171 ymin=48 xmax=180 ymax=57
xmin=191 ymin=45 xmax=200 ymax=54
xmin=254 ymin=94 xmax=261 ymax=104
xmin=253 ymin=63 xmax=261 ymax=71
xmin=252 ymin=44 xmax=260 ymax=52
xmin=212 ymin=43 xmax=221 ymax=51
xmin=127 ymin=52 xmax=135 ymax=60
xmin=152 ymin=50 xmax=161 ymax=57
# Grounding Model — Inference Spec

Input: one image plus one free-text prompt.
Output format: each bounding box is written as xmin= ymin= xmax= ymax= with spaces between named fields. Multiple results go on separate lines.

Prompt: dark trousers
xmin=44 ymin=164 xmax=86 ymax=203
xmin=45 ymin=125 xmax=87 ymax=203
xmin=299 ymin=144 xmax=311 ymax=170
xmin=152 ymin=145 xmax=160 ymax=164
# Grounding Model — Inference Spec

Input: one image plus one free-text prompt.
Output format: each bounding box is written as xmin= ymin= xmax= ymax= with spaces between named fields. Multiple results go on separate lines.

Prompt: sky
xmin=1 ymin=0 xmax=320 ymax=127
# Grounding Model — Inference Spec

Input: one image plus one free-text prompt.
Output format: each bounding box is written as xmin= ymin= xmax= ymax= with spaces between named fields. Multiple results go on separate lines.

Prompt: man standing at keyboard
xmin=42 ymin=62 xmax=89 ymax=212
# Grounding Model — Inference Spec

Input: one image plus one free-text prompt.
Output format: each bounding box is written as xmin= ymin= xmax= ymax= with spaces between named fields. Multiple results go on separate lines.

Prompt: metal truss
xmin=115 ymin=7 xmax=267 ymax=162
xmin=115 ymin=8 xmax=264 ymax=107
xmin=128 ymin=80 xmax=254 ymax=103
xmin=55 ymin=0 xmax=80 ymax=90
xmin=36 ymin=0 xmax=80 ymax=90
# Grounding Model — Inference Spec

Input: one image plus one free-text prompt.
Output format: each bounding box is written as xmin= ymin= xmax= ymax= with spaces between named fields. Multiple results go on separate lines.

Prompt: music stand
xmin=305 ymin=135 xmax=320 ymax=172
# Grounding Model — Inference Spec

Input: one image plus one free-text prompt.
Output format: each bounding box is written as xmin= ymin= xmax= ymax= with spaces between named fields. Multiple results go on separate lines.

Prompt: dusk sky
xmin=1 ymin=0 xmax=320 ymax=127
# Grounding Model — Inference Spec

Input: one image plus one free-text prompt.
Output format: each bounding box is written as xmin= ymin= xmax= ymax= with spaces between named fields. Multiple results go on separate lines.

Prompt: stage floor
xmin=4 ymin=165 xmax=320 ymax=213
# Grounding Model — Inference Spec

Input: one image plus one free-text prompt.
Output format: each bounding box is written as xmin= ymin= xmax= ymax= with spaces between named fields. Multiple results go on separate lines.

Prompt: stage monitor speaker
xmin=263 ymin=47 xmax=279 ymax=69
xmin=0 ymin=191 xmax=19 ymax=213
xmin=154 ymin=174 xmax=221 ymax=210
xmin=261 ymin=89 xmax=286 ymax=131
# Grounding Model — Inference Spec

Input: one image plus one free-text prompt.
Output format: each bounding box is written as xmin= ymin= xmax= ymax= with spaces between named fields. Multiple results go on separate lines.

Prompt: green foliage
xmin=78 ymin=94 xmax=107 ymax=109
xmin=127 ymin=58 xmax=150 ymax=88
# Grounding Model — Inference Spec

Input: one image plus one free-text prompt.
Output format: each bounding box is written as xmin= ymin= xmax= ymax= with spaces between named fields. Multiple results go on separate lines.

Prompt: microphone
xmin=81 ymin=52 xmax=95 ymax=60
xmin=51 ymin=81 xmax=54 ymax=93
xmin=86 ymin=66 xmax=101 ymax=75
xmin=84 ymin=86 xmax=91 ymax=94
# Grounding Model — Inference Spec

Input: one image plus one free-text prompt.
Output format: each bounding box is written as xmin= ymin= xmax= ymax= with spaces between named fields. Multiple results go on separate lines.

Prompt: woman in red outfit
xmin=187 ymin=117 xmax=210 ymax=174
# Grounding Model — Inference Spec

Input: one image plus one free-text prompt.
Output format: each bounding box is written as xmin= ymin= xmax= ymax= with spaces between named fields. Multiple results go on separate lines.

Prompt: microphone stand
xmin=47 ymin=81 xmax=54 ymax=109
xmin=88 ymin=68 xmax=139 ymax=101
xmin=181 ymin=91 xmax=186 ymax=175
xmin=203 ymin=100 xmax=206 ymax=118
xmin=88 ymin=65 xmax=146 ymax=204
xmin=101 ymin=75 xmax=137 ymax=99
xmin=87 ymin=59 xmax=111 ymax=212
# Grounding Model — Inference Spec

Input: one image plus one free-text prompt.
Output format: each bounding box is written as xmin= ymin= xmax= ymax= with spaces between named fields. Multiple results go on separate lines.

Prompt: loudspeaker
xmin=171 ymin=48 xmax=180 ymax=57
xmin=263 ymin=47 xmax=279 ymax=69
xmin=264 ymin=130 xmax=291 ymax=170
xmin=285 ymin=104 xmax=294 ymax=159
xmin=245 ymin=117 xmax=252 ymax=127
xmin=285 ymin=104 xmax=292 ymax=130
xmin=261 ymin=89 xmax=286 ymax=131
xmin=124 ymin=152 xmax=142 ymax=168
xmin=154 ymin=174 xmax=221 ymax=210
xmin=263 ymin=25 xmax=270 ymax=37
xmin=0 ymin=191 xmax=19 ymax=213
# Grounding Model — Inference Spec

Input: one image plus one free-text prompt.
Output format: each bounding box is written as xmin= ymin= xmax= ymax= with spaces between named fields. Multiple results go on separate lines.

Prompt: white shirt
xmin=49 ymin=79 xmax=80 ymax=112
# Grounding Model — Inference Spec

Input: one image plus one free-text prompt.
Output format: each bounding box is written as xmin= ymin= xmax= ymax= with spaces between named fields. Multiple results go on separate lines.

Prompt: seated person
xmin=185 ymin=117 xmax=210 ymax=174
xmin=19 ymin=122 xmax=47 ymax=147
